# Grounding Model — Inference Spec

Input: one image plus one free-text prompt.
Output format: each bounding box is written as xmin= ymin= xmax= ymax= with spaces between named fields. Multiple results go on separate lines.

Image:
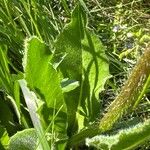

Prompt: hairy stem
xmin=100 ymin=47 xmax=150 ymax=131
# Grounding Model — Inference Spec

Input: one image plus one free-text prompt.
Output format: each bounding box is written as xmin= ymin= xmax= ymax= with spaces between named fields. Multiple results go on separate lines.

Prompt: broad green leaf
xmin=82 ymin=30 xmax=110 ymax=99
xmin=81 ymin=29 xmax=111 ymax=121
xmin=99 ymin=48 xmax=150 ymax=131
xmin=54 ymin=4 xmax=85 ymax=137
xmin=67 ymin=118 xmax=142 ymax=147
xmin=54 ymin=4 xmax=111 ymax=135
xmin=0 ymin=126 xmax=9 ymax=149
xmin=9 ymin=128 xmax=37 ymax=150
xmin=23 ymin=36 xmax=66 ymax=112
xmin=54 ymin=3 xmax=111 ymax=135
xmin=86 ymin=119 xmax=150 ymax=150
xmin=54 ymin=5 xmax=84 ymax=80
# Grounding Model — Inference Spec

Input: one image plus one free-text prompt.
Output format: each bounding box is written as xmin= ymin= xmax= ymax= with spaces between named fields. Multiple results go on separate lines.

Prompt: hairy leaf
xmin=86 ymin=119 xmax=150 ymax=150
xmin=54 ymin=4 xmax=110 ymax=136
xmin=54 ymin=4 xmax=84 ymax=137
xmin=9 ymin=128 xmax=37 ymax=150
xmin=23 ymin=36 xmax=66 ymax=112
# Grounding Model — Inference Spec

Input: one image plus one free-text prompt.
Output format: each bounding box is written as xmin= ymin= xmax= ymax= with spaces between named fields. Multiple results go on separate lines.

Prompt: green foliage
xmin=19 ymin=79 xmax=50 ymax=150
xmin=86 ymin=119 xmax=150 ymax=150
xmin=54 ymin=4 xmax=84 ymax=137
xmin=99 ymin=48 xmax=150 ymax=131
xmin=54 ymin=4 xmax=110 ymax=137
xmin=81 ymin=28 xmax=111 ymax=121
xmin=22 ymin=36 xmax=68 ymax=140
xmin=0 ymin=46 xmax=21 ymax=125
xmin=0 ymin=126 xmax=9 ymax=150
xmin=61 ymin=78 xmax=80 ymax=93
xmin=0 ymin=46 xmax=13 ymax=95
xmin=23 ymin=37 xmax=66 ymax=112
xmin=9 ymin=129 xmax=37 ymax=150
xmin=0 ymin=0 xmax=150 ymax=149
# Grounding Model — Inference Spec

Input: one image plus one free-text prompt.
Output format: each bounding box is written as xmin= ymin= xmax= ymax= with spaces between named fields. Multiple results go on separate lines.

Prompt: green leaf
xmin=54 ymin=4 xmax=85 ymax=136
xmin=23 ymin=36 xmax=66 ymax=112
xmin=86 ymin=119 xmax=150 ymax=150
xmin=81 ymin=29 xmax=111 ymax=121
xmin=54 ymin=5 xmax=84 ymax=80
xmin=19 ymin=79 xmax=50 ymax=150
xmin=9 ymin=128 xmax=37 ymax=150
xmin=54 ymin=4 xmax=111 ymax=136
xmin=0 ymin=46 xmax=13 ymax=96
xmin=79 ymin=0 xmax=90 ymax=14
xmin=0 ymin=46 xmax=21 ymax=123
xmin=0 ymin=126 xmax=9 ymax=150
xmin=61 ymin=78 xmax=80 ymax=93
xmin=82 ymin=30 xmax=110 ymax=98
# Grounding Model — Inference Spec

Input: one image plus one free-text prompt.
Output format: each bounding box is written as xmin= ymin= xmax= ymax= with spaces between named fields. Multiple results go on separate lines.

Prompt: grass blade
xmin=19 ymin=79 xmax=50 ymax=150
